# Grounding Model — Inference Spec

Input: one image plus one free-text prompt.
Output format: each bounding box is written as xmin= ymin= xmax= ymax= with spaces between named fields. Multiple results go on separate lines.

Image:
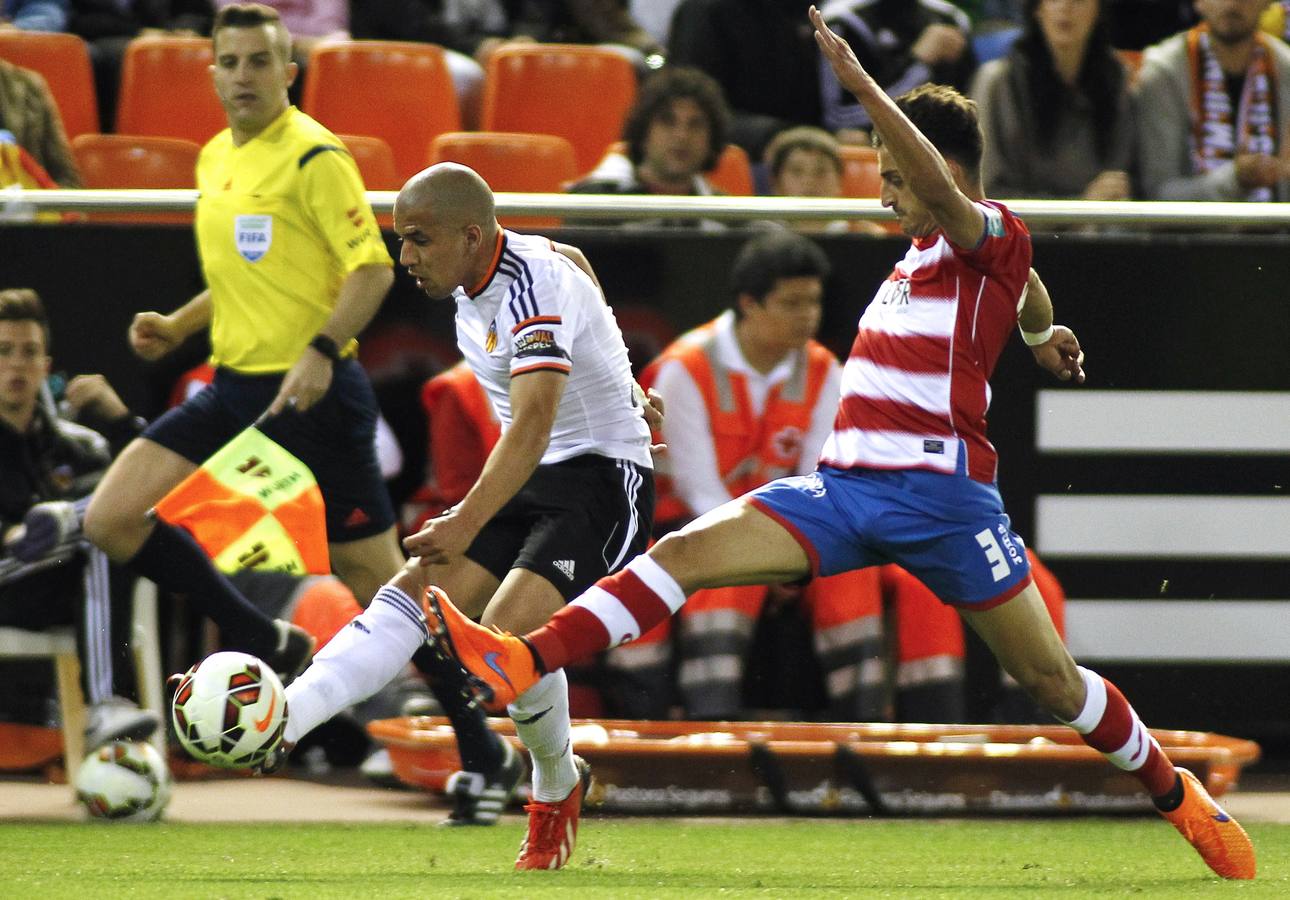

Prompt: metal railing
xmin=6 ymin=189 xmax=1290 ymax=229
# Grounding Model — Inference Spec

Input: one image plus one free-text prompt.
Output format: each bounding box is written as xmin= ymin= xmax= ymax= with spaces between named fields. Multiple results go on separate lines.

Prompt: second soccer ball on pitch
xmin=171 ymin=651 xmax=287 ymax=769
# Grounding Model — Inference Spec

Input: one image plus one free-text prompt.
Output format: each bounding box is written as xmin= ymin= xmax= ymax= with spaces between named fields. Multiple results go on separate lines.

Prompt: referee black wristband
xmin=309 ymin=334 xmax=341 ymax=363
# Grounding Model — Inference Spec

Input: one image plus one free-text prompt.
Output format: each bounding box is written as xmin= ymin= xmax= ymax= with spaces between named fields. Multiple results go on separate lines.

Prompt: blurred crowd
xmin=5 ymin=0 xmax=1290 ymax=206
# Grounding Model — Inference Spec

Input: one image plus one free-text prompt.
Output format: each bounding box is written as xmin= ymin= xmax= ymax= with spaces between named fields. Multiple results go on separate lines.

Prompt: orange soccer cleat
xmin=515 ymin=756 xmax=593 ymax=871
xmin=1160 ymin=767 xmax=1256 ymax=880
xmin=421 ymin=585 xmax=541 ymax=711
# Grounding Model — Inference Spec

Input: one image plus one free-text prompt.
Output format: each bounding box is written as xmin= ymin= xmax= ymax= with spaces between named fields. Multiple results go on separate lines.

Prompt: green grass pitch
xmin=2 ymin=819 xmax=1288 ymax=897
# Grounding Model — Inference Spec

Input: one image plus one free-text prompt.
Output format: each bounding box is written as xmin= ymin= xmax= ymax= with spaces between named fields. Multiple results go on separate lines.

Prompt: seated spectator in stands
xmin=0 ymin=288 xmax=157 ymax=750
xmin=70 ymin=0 xmax=214 ymax=132
xmin=0 ymin=0 xmax=69 ymax=31
xmin=763 ymin=124 xmax=885 ymax=235
xmin=666 ymin=0 xmax=827 ymax=160
xmin=1135 ymin=0 xmax=1290 ymax=201
xmin=0 ymin=58 xmax=81 ymax=187
xmin=972 ymin=0 xmax=1133 ymax=201
xmin=819 ymin=0 xmax=977 ymax=138
xmin=567 ymin=65 xmax=730 ymax=228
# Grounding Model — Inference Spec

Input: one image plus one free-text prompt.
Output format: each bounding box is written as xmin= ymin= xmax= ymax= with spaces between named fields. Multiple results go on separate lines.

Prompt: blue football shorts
xmin=746 ymin=464 xmax=1032 ymax=609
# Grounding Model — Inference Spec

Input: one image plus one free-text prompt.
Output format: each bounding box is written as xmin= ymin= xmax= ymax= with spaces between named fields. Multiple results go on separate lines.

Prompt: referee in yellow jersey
xmin=84 ymin=4 xmax=404 ymax=678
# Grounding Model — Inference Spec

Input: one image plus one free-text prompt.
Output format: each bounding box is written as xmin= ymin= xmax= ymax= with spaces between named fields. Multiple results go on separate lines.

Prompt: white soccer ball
xmin=171 ymin=651 xmax=287 ymax=769
xmin=75 ymin=740 xmax=171 ymax=822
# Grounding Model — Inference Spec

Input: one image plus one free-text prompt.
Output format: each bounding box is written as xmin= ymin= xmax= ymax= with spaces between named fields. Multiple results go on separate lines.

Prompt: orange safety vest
xmin=641 ymin=318 xmax=837 ymax=527
xmin=407 ymin=361 xmax=502 ymax=528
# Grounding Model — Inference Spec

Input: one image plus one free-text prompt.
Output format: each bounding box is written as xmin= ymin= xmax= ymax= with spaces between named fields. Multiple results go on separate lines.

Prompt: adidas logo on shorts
xmin=553 ymin=559 xmax=576 ymax=580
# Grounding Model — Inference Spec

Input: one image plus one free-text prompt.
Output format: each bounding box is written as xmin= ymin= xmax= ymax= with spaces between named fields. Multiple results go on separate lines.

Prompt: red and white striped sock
xmin=527 ymin=555 xmax=687 ymax=673
xmin=1063 ymin=665 xmax=1177 ymax=798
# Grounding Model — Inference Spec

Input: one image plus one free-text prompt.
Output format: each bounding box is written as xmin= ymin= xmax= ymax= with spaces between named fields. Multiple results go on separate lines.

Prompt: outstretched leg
xmin=963 ymin=584 xmax=1255 ymax=880
xmin=422 ymin=499 xmax=810 ymax=709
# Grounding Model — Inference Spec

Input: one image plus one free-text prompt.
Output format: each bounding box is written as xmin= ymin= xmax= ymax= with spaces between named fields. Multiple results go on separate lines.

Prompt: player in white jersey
xmin=422 ymin=7 xmax=1256 ymax=881
xmin=260 ymin=164 xmax=656 ymax=870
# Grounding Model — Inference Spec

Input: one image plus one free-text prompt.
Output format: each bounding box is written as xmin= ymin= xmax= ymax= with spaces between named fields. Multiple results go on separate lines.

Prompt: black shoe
xmin=439 ymin=738 xmax=526 ymax=826
xmin=265 ymin=620 xmax=315 ymax=683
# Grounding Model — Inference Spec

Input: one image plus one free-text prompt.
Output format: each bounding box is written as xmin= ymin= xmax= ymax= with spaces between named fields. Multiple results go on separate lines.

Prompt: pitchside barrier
xmin=369 ymin=717 xmax=1260 ymax=817
xmin=4 ymin=191 xmax=1289 ymax=748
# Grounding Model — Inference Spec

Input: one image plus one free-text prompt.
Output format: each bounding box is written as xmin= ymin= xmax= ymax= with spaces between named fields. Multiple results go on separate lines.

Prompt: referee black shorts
xmin=142 ymin=359 xmax=395 ymax=543
xmin=465 ymin=454 xmax=655 ymax=601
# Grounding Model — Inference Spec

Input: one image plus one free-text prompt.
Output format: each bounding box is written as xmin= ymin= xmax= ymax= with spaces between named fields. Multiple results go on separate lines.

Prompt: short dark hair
xmin=213 ymin=3 xmax=292 ymax=62
xmin=874 ymin=84 xmax=983 ymax=182
xmin=764 ymin=126 xmax=842 ymax=178
xmin=0 ymin=287 xmax=50 ymax=348
xmin=623 ymin=66 xmax=730 ymax=172
xmin=729 ymin=232 xmax=830 ymax=316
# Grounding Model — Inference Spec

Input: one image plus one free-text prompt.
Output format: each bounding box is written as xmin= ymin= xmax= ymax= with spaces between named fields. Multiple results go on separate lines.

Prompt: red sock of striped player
xmin=527 ymin=554 xmax=687 ymax=673
xmin=1063 ymin=665 xmax=1179 ymax=803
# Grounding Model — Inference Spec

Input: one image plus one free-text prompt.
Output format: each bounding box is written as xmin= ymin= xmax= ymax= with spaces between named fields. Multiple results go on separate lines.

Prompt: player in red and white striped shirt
xmin=424 ymin=7 xmax=1255 ymax=880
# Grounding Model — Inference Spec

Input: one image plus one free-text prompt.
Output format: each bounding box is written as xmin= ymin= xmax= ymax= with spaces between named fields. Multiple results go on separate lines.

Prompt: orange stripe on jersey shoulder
xmin=467 ymin=231 xmax=507 ymax=298
xmin=512 ymin=362 xmax=571 ymax=376
xmin=512 ymin=315 xmax=562 ymax=334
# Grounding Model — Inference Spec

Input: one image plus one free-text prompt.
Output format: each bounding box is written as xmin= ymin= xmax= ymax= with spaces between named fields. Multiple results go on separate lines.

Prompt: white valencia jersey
xmin=454 ymin=230 xmax=653 ymax=469
xmin=819 ymin=201 xmax=1031 ymax=483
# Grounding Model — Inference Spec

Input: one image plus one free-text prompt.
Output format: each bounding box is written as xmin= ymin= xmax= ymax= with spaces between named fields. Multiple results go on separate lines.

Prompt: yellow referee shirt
xmin=195 ymin=106 xmax=392 ymax=373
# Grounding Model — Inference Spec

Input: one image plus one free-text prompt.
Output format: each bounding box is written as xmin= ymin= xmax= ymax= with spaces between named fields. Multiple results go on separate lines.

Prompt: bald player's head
xmin=394 ymin=163 xmax=501 ymax=300
xmin=397 ymin=163 xmax=496 ymax=230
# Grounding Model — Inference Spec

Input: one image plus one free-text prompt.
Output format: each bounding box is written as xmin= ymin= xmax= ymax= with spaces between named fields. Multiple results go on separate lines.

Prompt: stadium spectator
xmin=763 ymin=124 xmax=886 ymax=234
xmin=818 ymin=0 xmax=977 ymax=136
xmin=269 ymin=163 xmax=659 ymax=868
xmin=82 ymin=4 xmax=402 ymax=683
xmin=0 ymin=58 xmax=81 ymax=187
xmin=617 ymin=232 xmax=886 ymax=722
xmin=424 ymin=10 xmax=1258 ymax=881
xmin=666 ymin=0 xmax=827 ymax=160
xmin=1134 ymin=0 xmax=1290 ymax=202
xmin=972 ymin=0 xmax=1134 ymax=201
xmin=568 ymin=65 xmax=730 ymax=228
xmin=0 ymin=288 xmax=158 ymax=751
xmin=69 ymin=0 xmax=214 ymax=132
xmin=0 ymin=0 xmax=69 ymax=31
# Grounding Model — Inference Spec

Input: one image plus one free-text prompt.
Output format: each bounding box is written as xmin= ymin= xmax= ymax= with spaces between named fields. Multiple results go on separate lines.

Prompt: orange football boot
xmin=1160 ymin=767 xmax=1256 ymax=880
xmin=421 ymin=585 xmax=541 ymax=711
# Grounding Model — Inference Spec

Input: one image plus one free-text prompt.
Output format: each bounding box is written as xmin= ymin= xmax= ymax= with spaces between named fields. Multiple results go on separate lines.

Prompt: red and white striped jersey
xmin=819 ymin=201 xmax=1031 ymax=483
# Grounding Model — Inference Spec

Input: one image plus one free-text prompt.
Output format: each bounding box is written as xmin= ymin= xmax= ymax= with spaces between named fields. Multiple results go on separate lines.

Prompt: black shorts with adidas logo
xmin=464 ymin=453 xmax=654 ymax=601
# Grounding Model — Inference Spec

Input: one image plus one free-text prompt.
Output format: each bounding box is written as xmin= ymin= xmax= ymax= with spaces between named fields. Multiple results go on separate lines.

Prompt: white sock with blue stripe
xmin=284 ymin=586 xmax=427 ymax=744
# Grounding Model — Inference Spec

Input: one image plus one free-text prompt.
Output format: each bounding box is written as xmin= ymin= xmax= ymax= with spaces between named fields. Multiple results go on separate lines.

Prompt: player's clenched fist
xmin=129 ymin=311 xmax=181 ymax=361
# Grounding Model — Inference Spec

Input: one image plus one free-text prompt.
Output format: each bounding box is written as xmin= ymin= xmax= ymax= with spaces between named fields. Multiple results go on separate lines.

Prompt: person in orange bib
xmin=613 ymin=231 xmax=885 ymax=721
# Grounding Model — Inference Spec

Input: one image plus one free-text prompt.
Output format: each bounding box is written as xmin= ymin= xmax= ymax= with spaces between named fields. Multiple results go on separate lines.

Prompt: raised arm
xmin=810 ymin=6 xmax=983 ymax=248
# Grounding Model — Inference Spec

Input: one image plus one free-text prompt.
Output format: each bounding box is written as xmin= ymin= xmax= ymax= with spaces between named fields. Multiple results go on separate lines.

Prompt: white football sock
xmin=509 ymin=669 xmax=576 ymax=803
xmin=284 ymin=586 xmax=427 ymax=744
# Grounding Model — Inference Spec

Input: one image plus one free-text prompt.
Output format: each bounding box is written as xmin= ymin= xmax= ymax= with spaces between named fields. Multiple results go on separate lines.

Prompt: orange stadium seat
xmin=482 ymin=44 xmax=637 ymax=177
xmin=303 ymin=41 xmax=461 ymax=183
xmin=0 ymin=31 xmax=99 ymax=139
xmin=429 ymin=132 xmax=578 ymax=229
xmin=1116 ymin=48 xmax=1145 ymax=86
xmin=839 ymin=145 xmax=881 ymax=198
xmin=71 ymin=133 xmax=200 ymax=188
xmin=706 ymin=143 xmax=754 ymax=196
xmin=336 ymin=134 xmax=400 ymax=190
xmin=116 ymin=36 xmax=226 ymax=145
